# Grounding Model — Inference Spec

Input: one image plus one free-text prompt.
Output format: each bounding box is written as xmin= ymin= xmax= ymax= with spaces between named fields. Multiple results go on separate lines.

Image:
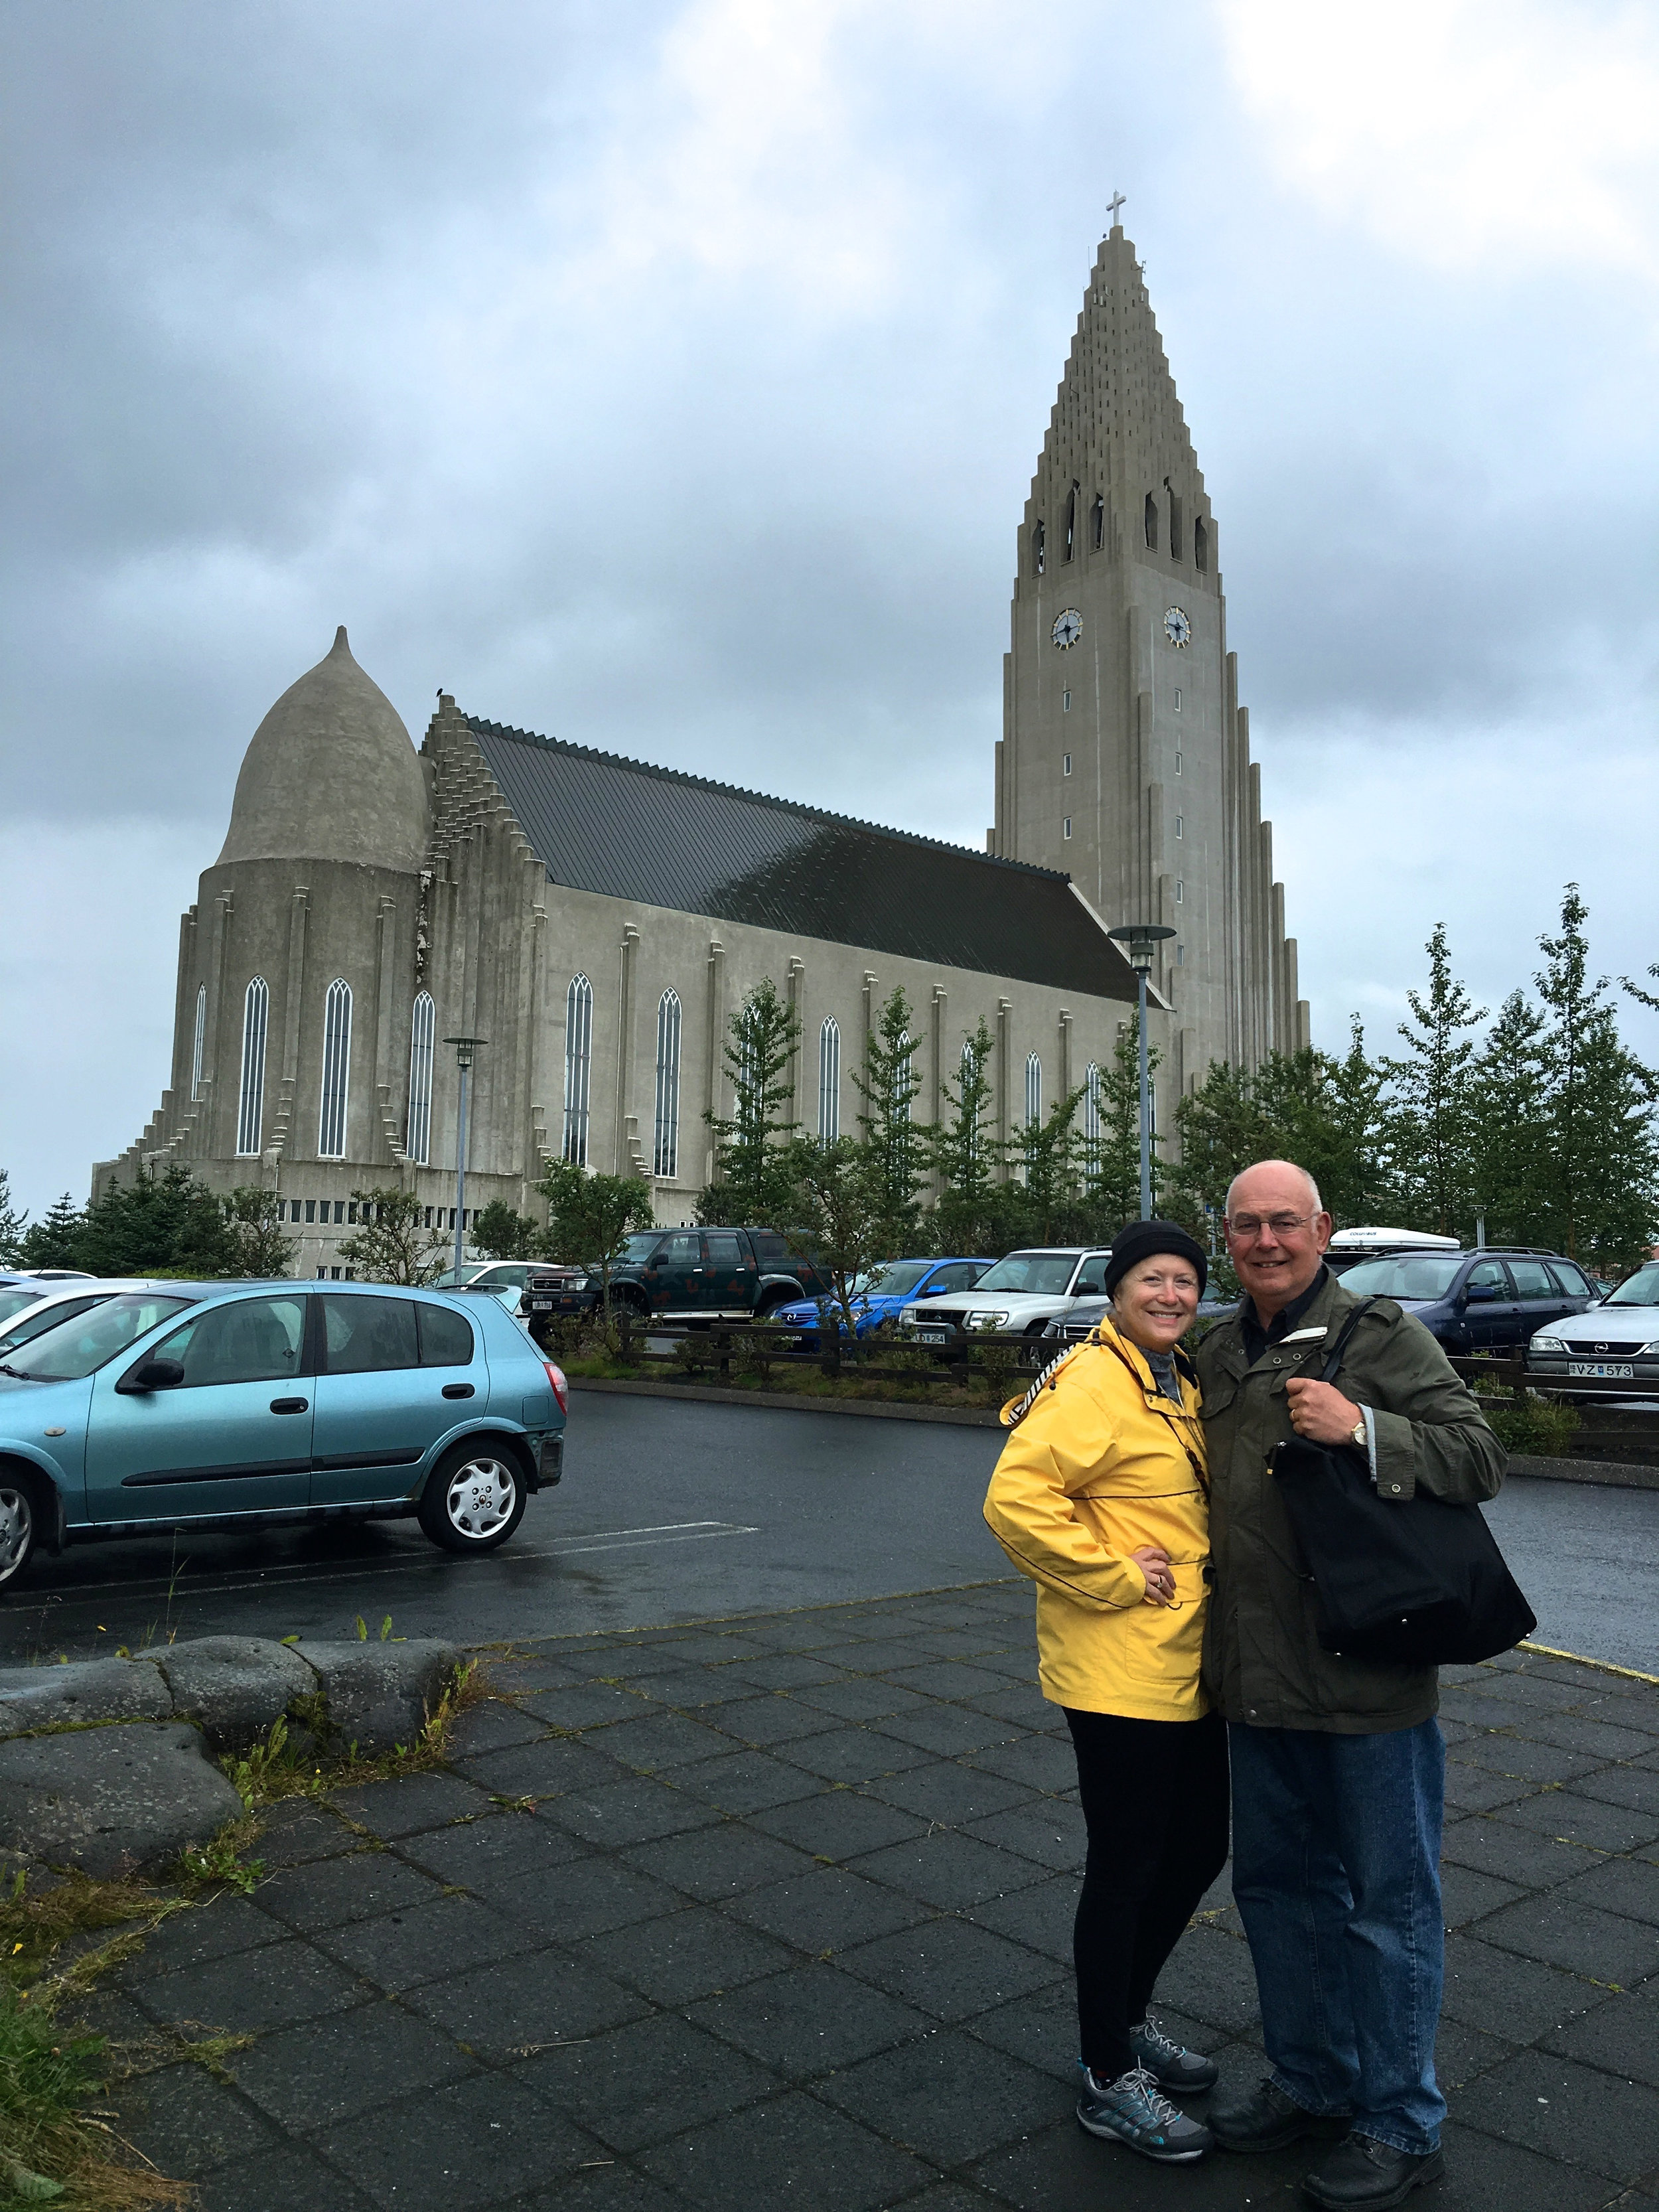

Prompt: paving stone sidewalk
xmin=95 ymin=1580 xmax=1659 ymax=2212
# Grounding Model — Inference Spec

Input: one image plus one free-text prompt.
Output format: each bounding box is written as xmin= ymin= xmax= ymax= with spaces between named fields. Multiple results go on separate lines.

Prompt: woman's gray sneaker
xmin=1130 ymin=2016 xmax=1220 ymax=2091
xmin=1076 ymin=2061 xmax=1213 ymax=2163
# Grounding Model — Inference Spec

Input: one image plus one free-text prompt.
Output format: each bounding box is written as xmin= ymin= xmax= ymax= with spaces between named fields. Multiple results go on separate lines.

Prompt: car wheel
xmin=418 ymin=1441 xmax=528 ymax=1555
xmin=0 ymin=1473 xmax=41 ymax=1595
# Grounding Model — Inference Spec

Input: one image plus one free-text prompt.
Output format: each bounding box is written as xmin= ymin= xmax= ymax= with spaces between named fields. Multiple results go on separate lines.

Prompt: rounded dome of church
xmin=216 ymin=627 xmax=428 ymax=873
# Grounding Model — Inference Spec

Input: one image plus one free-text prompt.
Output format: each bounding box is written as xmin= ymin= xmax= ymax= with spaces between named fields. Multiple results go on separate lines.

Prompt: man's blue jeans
xmin=1228 ymin=1718 xmax=1446 ymax=2156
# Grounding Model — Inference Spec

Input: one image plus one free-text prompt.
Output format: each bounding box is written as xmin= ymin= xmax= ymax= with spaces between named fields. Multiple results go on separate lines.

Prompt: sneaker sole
xmin=1076 ymin=2108 xmax=1210 ymax=2164
xmin=1301 ymin=2148 xmax=1445 ymax=2209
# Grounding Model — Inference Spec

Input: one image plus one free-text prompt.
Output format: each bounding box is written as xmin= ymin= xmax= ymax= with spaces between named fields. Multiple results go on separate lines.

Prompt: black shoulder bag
xmin=1271 ymin=1301 xmax=1536 ymax=1666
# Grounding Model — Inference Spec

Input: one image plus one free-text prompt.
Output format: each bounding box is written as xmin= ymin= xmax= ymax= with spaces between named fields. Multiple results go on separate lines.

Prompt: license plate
xmin=1568 ymin=1361 xmax=1633 ymax=1378
xmin=917 ymin=1329 xmax=950 ymax=1345
xmin=530 ymin=1299 xmax=553 ymax=1311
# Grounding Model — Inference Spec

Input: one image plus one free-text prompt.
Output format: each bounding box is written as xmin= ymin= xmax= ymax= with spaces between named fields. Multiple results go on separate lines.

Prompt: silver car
xmin=1526 ymin=1260 xmax=1659 ymax=1392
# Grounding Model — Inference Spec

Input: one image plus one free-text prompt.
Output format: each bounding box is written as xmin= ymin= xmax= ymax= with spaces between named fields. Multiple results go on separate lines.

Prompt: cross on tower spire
xmin=1106 ymin=190 xmax=1126 ymax=229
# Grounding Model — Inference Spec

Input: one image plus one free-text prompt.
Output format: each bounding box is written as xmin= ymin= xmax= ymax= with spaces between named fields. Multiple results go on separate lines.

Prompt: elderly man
xmin=1199 ymin=1160 xmax=1505 ymax=2211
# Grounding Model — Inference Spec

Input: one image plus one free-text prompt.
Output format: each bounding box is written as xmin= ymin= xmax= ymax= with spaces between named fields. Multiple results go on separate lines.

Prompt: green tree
xmin=1086 ymin=1019 xmax=1162 ymax=1226
xmin=1381 ymin=924 xmax=1486 ymax=1236
xmin=224 ymin=1188 xmax=297 ymax=1277
xmin=337 ymin=1189 xmax=450 ymax=1285
xmin=852 ymin=988 xmax=926 ymax=1257
xmin=782 ymin=1138 xmax=889 ymax=1347
xmin=1171 ymin=1029 xmax=1390 ymax=1230
xmin=0 ymin=1171 xmax=28 ymax=1266
xmin=928 ymin=1019 xmax=1007 ymax=1254
xmin=469 ymin=1200 xmax=544 ymax=1260
xmin=1467 ymin=990 xmax=1554 ymax=1248
xmin=701 ymin=978 xmax=801 ymax=1225
xmin=537 ymin=1159 xmax=655 ymax=1309
xmin=68 ymin=1166 xmax=238 ymax=1278
xmin=1021 ymin=1085 xmax=1087 ymax=1242
xmin=17 ymin=1193 xmax=86 ymax=1271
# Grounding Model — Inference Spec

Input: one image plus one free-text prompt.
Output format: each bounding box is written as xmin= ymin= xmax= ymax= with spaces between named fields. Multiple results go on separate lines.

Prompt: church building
xmin=96 ymin=224 xmax=1305 ymax=1277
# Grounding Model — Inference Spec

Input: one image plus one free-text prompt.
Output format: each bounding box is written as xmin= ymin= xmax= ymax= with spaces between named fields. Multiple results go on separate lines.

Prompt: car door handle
xmin=442 ymin=1382 xmax=476 ymax=1400
xmin=270 ymin=1397 xmax=309 ymax=1415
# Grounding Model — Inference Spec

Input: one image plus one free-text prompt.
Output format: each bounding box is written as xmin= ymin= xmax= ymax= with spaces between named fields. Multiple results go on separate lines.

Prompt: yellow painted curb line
xmin=1516 ymin=1639 xmax=1659 ymax=1688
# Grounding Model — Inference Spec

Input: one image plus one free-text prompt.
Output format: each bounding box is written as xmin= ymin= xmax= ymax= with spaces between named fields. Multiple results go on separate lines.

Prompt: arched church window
xmin=1064 ymin=483 xmax=1078 ymax=562
xmin=1194 ymin=515 xmax=1209 ymax=573
xmin=563 ymin=975 xmax=593 ymax=1165
xmin=1032 ymin=520 xmax=1046 ymax=576
xmin=1168 ymin=490 xmax=1183 ymax=561
xmin=1083 ymin=1063 xmax=1103 ymax=1173
xmin=1025 ymin=1051 xmax=1043 ymax=1128
xmin=190 ymin=982 xmax=206 ymax=1101
xmin=235 ymin=978 xmax=269 ymax=1157
xmin=818 ymin=1017 xmax=840 ymax=1142
xmin=407 ymin=990 xmax=435 ymax=1165
xmin=895 ymin=1031 xmax=914 ymax=1122
xmin=654 ymin=990 xmax=682 ymax=1179
xmin=959 ymin=1036 xmax=984 ymax=1167
xmin=1091 ymin=494 xmax=1105 ymax=552
xmin=1144 ymin=493 xmax=1159 ymax=550
xmin=318 ymin=978 xmax=352 ymax=1158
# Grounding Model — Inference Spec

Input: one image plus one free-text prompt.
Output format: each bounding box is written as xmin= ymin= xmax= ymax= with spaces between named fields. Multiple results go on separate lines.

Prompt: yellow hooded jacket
xmin=982 ymin=1320 xmax=1210 ymax=1722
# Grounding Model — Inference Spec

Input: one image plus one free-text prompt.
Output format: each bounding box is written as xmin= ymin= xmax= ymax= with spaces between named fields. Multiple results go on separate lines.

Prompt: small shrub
xmin=970 ymin=1337 xmax=1020 ymax=1406
xmin=1486 ymin=1398 xmax=1579 ymax=1458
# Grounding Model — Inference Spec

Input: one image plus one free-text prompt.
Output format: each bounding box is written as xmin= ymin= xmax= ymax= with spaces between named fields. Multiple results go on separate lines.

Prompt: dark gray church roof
xmin=464 ymin=715 xmax=1139 ymax=1003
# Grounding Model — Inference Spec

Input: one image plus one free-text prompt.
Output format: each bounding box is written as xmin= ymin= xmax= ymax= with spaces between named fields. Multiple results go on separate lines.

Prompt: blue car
xmin=0 ymin=1280 xmax=567 ymax=1595
xmin=770 ymin=1257 xmax=990 ymax=1347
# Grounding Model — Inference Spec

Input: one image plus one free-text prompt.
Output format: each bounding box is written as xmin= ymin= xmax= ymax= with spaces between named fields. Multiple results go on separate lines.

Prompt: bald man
xmin=1198 ymin=1161 xmax=1504 ymax=2212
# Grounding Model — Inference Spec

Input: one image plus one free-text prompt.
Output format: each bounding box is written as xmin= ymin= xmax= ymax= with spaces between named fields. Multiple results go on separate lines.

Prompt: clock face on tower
xmin=1163 ymin=606 xmax=1191 ymax=648
xmin=1051 ymin=609 xmax=1082 ymax=650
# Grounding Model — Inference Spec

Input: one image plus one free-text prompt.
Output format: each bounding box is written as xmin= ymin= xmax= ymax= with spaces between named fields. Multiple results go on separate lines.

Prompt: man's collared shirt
xmin=1239 ymin=1264 xmax=1330 ymax=1368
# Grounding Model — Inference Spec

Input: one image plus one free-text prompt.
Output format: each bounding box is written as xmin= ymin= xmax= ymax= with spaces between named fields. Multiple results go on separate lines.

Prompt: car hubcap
xmin=0 ymin=1489 xmax=33 ymax=1579
xmin=445 ymin=1457 xmax=515 ymax=1539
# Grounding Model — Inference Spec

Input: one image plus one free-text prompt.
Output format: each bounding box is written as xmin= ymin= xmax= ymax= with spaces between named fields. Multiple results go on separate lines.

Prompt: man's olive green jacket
xmin=1196 ymin=1268 xmax=1507 ymax=1734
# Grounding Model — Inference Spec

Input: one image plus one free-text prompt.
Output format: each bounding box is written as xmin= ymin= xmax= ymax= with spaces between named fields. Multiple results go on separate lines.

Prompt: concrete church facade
xmin=96 ymin=226 xmax=1303 ymax=1278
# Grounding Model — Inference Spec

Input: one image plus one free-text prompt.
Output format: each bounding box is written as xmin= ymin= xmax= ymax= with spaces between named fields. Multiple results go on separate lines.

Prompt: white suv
xmin=901 ymin=1247 xmax=1113 ymax=1341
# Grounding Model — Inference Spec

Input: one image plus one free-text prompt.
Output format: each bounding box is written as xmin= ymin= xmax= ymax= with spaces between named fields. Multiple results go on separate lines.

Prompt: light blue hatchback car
xmin=0 ymin=1280 xmax=567 ymax=1595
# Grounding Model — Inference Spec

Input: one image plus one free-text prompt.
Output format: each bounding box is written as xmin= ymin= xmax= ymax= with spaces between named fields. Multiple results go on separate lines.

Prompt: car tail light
xmin=544 ymin=1361 xmax=568 ymax=1414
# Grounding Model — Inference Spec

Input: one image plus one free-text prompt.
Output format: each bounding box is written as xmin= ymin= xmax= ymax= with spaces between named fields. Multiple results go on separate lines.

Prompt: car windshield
xmin=617 ymin=1234 xmax=664 ymax=1262
xmin=1335 ymin=1256 xmax=1465 ymax=1300
xmin=0 ymin=1294 xmax=113 ymax=1355
xmin=10 ymin=1293 xmax=195 ymax=1382
xmin=1605 ymin=1262 xmax=1659 ymax=1307
xmin=860 ymin=1262 xmax=934 ymax=1299
xmin=431 ymin=1264 xmax=487 ymax=1288
xmin=971 ymin=1252 xmax=1081 ymax=1295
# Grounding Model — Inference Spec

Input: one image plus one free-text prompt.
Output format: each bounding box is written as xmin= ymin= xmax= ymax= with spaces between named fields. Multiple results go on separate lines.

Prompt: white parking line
xmin=17 ymin=1520 xmax=760 ymax=1609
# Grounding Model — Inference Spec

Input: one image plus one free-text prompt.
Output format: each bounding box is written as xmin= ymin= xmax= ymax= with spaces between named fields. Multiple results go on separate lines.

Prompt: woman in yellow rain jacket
xmin=983 ymin=1218 xmax=1227 ymax=2169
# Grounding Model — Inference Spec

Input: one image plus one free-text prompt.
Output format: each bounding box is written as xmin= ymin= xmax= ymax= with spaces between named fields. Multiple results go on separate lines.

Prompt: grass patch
xmin=221 ymin=1657 xmax=487 ymax=1815
xmin=1485 ymin=1396 xmax=1581 ymax=1457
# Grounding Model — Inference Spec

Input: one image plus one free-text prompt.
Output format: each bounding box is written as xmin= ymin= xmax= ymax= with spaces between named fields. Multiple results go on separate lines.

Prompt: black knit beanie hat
xmin=1102 ymin=1219 xmax=1208 ymax=1301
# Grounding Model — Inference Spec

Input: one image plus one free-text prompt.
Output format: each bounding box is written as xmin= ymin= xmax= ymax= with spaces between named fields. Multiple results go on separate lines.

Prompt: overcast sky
xmin=3 ymin=0 xmax=1656 ymax=1218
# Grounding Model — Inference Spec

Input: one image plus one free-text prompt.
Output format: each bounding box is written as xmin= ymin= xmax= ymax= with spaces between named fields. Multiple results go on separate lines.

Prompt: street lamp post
xmin=1106 ymin=924 xmax=1177 ymax=1220
xmin=443 ymin=1036 xmax=488 ymax=1276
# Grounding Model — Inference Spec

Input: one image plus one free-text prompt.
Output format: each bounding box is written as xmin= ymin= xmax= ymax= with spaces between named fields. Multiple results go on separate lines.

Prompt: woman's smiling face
xmin=1112 ymin=1255 xmax=1200 ymax=1351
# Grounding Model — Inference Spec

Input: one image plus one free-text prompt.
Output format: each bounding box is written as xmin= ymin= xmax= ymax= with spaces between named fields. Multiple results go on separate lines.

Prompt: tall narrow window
xmin=318 ymin=978 xmax=352 ymax=1158
xmin=1032 ymin=520 xmax=1046 ymax=576
xmin=1025 ymin=1051 xmax=1042 ymax=1128
xmin=818 ymin=1016 xmax=841 ymax=1141
xmin=1063 ymin=817 xmax=1072 ymax=839
xmin=654 ymin=989 xmax=682 ymax=1178
xmin=406 ymin=990 xmax=435 ymax=1165
xmin=190 ymin=983 xmax=206 ymax=1100
xmin=1091 ymin=493 xmax=1105 ymax=551
xmin=1064 ymin=482 xmax=1078 ymax=561
xmin=1168 ymin=490 xmax=1183 ymax=561
xmin=563 ymin=974 xmax=593 ymax=1165
xmin=1194 ymin=515 xmax=1209 ymax=573
xmin=895 ymin=1031 xmax=914 ymax=1122
xmin=1083 ymin=1063 xmax=1102 ymax=1171
xmin=235 ymin=978 xmax=269 ymax=1156
xmin=1175 ymin=815 xmax=1183 ymax=838
xmin=1143 ymin=492 xmax=1159 ymax=550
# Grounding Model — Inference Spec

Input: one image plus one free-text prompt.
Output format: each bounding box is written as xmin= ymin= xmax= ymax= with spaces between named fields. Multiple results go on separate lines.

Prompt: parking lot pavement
xmin=95 ymin=1580 xmax=1659 ymax=2211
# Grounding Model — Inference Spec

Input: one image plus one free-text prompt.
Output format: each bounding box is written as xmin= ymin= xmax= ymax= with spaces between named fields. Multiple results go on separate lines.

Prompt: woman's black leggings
xmin=1062 ymin=1705 xmax=1230 ymax=2082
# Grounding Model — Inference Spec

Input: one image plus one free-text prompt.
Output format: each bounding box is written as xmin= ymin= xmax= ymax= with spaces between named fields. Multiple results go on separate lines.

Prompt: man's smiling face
xmin=1224 ymin=1161 xmax=1333 ymax=1320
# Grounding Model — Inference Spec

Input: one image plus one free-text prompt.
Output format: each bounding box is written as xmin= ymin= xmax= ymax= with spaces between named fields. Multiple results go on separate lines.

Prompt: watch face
xmin=1051 ymin=609 xmax=1082 ymax=650
xmin=1164 ymin=606 xmax=1191 ymax=648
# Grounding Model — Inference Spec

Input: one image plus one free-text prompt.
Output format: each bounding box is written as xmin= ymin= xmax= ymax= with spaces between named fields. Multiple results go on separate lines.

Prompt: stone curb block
xmin=287 ymin=1640 xmax=461 ymax=1755
xmin=0 ymin=1722 xmax=244 ymax=1879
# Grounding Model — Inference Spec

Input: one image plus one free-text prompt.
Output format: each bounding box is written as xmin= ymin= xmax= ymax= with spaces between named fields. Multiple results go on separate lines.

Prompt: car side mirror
xmin=920 ymin=1284 xmax=946 ymax=1297
xmin=1463 ymin=1284 xmax=1500 ymax=1303
xmin=117 ymin=1357 xmax=185 ymax=1394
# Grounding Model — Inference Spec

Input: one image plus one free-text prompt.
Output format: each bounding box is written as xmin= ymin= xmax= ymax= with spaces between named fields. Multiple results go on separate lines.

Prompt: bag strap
xmin=1318 ymin=1297 xmax=1378 ymax=1384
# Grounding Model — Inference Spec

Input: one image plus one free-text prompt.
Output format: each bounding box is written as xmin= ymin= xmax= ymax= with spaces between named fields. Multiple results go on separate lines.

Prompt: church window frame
xmin=1025 ymin=1051 xmax=1042 ymax=1128
xmin=1143 ymin=492 xmax=1159 ymax=551
xmin=1064 ymin=481 xmax=1078 ymax=562
xmin=1031 ymin=519 xmax=1046 ymax=576
xmin=654 ymin=989 xmax=683 ymax=1179
xmin=563 ymin=974 xmax=594 ymax=1165
xmin=318 ymin=978 xmax=352 ymax=1159
xmin=235 ymin=977 xmax=269 ymax=1157
xmin=406 ymin=990 xmax=435 ymax=1165
xmin=818 ymin=1016 xmax=841 ymax=1142
xmin=1167 ymin=487 xmax=1183 ymax=561
xmin=1082 ymin=1062 xmax=1103 ymax=1173
xmin=1194 ymin=515 xmax=1209 ymax=573
xmin=1063 ymin=817 xmax=1072 ymax=839
xmin=1091 ymin=493 xmax=1105 ymax=552
xmin=190 ymin=982 xmax=206 ymax=1101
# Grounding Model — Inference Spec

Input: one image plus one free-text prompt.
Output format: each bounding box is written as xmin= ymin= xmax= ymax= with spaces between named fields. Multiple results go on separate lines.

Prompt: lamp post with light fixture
xmin=442 ymin=1036 xmax=488 ymax=1277
xmin=1106 ymin=924 xmax=1176 ymax=1220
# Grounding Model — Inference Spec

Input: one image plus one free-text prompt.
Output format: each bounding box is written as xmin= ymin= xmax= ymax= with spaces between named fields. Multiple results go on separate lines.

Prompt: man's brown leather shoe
xmin=1211 ymin=2077 xmax=1352 ymax=2154
xmin=1302 ymin=2131 xmax=1445 ymax=2208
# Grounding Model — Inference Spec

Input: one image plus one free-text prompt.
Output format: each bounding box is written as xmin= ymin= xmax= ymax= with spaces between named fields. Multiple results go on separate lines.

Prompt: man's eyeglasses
xmin=1226 ymin=1211 xmax=1317 ymax=1240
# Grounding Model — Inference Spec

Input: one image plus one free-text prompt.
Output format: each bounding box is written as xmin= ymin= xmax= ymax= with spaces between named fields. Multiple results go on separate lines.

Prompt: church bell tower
xmin=992 ymin=220 xmax=1308 ymax=1088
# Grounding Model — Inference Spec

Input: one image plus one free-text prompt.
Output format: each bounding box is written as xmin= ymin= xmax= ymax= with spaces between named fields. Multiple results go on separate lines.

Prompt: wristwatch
xmin=1349 ymin=1414 xmax=1368 ymax=1448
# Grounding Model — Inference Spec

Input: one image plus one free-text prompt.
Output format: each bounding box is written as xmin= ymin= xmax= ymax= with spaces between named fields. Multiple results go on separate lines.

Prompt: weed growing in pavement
xmin=175 ymin=1832 xmax=265 ymax=1897
xmin=220 ymin=1659 xmax=486 ymax=1816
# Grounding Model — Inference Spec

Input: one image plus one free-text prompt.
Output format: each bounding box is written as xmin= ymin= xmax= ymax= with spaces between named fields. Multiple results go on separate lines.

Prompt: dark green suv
xmin=601 ymin=1228 xmax=830 ymax=1322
